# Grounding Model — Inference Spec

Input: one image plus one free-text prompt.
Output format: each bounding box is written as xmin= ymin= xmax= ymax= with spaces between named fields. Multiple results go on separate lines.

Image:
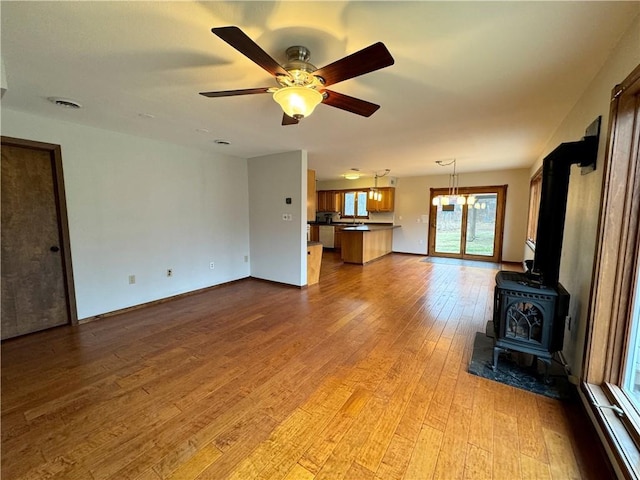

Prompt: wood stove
xmin=492 ymin=271 xmax=569 ymax=373
xmin=491 ymin=117 xmax=600 ymax=374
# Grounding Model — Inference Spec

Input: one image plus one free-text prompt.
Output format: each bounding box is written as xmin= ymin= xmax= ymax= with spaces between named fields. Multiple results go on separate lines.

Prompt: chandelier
xmin=369 ymin=169 xmax=391 ymax=201
xmin=431 ymin=159 xmax=483 ymax=208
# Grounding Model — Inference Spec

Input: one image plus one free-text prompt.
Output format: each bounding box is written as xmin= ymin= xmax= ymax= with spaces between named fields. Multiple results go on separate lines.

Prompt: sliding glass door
xmin=428 ymin=185 xmax=506 ymax=263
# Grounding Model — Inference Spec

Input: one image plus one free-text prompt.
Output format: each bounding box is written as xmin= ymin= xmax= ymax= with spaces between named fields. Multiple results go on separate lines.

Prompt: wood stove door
xmin=496 ymin=292 xmax=556 ymax=353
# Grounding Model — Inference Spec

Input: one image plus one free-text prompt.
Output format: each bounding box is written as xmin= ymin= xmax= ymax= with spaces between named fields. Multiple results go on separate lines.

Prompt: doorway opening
xmin=428 ymin=185 xmax=507 ymax=263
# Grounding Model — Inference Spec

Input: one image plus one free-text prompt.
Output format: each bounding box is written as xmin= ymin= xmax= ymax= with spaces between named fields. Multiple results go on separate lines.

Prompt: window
xmin=526 ymin=168 xmax=542 ymax=247
xmin=343 ymin=191 xmax=368 ymax=218
xmin=623 ymin=261 xmax=640 ymax=405
xmin=582 ymin=64 xmax=640 ymax=478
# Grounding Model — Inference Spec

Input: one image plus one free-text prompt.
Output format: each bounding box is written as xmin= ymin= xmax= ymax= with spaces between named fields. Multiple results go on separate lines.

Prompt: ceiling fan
xmin=199 ymin=26 xmax=395 ymax=125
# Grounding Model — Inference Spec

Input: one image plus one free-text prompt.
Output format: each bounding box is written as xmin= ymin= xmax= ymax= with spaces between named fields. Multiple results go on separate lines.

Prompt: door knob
xmin=50 ymin=246 xmax=60 ymax=252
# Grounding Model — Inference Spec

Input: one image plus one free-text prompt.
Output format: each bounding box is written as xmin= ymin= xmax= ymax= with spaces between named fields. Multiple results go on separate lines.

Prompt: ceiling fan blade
xmin=199 ymin=87 xmax=271 ymax=98
xmin=322 ymin=90 xmax=380 ymax=117
xmin=282 ymin=114 xmax=299 ymax=126
xmin=313 ymin=42 xmax=394 ymax=87
xmin=212 ymin=26 xmax=290 ymax=78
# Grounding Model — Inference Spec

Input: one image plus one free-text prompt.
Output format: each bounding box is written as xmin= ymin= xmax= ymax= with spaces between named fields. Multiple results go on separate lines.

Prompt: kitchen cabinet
xmin=309 ymin=224 xmax=319 ymax=242
xmin=317 ymin=190 xmax=342 ymax=212
xmin=341 ymin=225 xmax=397 ymax=264
xmin=366 ymin=187 xmax=395 ymax=212
xmin=307 ymin=169 xmax=316 ymax=221
xmin=334 ymin=226 xmax=344 ymax=250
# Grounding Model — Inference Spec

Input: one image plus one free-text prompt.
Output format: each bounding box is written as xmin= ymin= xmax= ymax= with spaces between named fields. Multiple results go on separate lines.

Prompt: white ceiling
xmin=1 ymin=1 xmax=637 ymax=180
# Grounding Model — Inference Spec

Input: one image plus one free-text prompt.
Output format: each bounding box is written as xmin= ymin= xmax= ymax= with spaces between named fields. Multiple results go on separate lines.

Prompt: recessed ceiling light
xmin=48 ymin=97 xmax=82 ymax=109
xmin=196 ymin=128 xmax=210 ymax=134
xmin=138 ymin=113 xmax=155 ymax=119
xmin=214 ymin=139 xmax=230 ymax=145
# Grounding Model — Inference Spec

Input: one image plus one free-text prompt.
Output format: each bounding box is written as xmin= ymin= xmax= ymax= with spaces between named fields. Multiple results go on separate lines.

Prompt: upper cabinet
xmin=316 ymin=187 xmax=395 ymax=213
xmin=317 ymin=190 xmax=342 ymax=212
xmin=366 ymin=187 xmax=395 ymax=212
xmin=307 ymin=169 xmax=316 ymax=221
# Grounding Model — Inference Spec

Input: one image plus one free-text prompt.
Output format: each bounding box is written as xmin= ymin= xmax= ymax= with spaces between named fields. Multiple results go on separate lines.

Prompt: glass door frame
xmin=427 ymin=185 xmax=507 ymax=263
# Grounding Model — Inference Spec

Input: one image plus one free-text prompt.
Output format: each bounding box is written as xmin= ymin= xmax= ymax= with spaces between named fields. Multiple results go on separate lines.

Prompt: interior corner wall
xmin=530 ymin=14 xmax=640 ymax=378
xmin=1 ymin=108 xmax=251 ymax=319
xmin=248 ymin=150 xmax=307 ymax=286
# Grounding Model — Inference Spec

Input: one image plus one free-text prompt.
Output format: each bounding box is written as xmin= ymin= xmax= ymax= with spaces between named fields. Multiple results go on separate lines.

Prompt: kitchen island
xmin=340 ymin=224 xmax=399 ymax=264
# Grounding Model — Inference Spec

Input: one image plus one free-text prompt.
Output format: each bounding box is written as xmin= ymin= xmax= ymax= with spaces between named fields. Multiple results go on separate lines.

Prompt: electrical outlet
xmin=244 ymin=255 xmax=249 ymax=263
xmin=282 ymin=213 xmax=288 ymax=221
xmin=167 ymin=268 xmax=173 ymax=277
xmin=209 ymin=262 xmax=215 ymax=270
xmin=128 ymin=275 xmax=136 ymax=284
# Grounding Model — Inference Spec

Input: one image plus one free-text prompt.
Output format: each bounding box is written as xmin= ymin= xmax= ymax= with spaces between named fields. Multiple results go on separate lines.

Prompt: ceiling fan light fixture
xmin=273 ymin=86 xmax=323 ymax=120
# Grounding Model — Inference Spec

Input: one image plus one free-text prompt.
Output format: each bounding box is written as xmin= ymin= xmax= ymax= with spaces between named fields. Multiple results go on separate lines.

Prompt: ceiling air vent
xmin=48 ymin=97 xmax=82 ymax=109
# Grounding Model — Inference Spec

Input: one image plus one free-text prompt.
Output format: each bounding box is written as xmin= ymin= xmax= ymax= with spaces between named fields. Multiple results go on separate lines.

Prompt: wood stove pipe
xmin=531 ymin=117 xmax=600 ymax=287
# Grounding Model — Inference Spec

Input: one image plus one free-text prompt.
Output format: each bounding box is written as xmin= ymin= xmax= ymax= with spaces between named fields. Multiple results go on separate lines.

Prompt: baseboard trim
xmin=78 ymin=277 xmax=251 ymax=324
xmin=248 ymin=276 xmax=305 ymax=289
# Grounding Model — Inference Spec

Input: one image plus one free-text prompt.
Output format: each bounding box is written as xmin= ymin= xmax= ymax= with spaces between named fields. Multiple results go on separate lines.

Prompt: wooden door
xmin=1 ymin=137 xmax=77 ymax=339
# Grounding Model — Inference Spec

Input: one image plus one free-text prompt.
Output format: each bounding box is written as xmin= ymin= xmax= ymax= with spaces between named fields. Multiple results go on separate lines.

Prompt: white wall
xmin=248 ymin=150 xmax=308 ymax=286
xmin=1 ymin=109 xmax=250 ymax=319
xmin=529 ymin=15 xmax=640 ymax=377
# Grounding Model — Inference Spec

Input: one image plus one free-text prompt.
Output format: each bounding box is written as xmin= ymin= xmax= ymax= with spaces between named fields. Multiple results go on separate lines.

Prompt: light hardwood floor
xmin=1 ymin=252 xmax=612 ymax=479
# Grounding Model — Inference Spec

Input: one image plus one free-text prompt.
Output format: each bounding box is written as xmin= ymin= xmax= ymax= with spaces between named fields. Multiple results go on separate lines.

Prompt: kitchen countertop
xmin=340 ymin=224 xmax=400 ymax=232
xmin=309 ymin=222 xmax=395 ymax=227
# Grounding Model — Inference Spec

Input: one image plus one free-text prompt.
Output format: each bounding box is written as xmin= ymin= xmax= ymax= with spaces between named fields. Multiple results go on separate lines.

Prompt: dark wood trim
xmin=1 ymin=135 xmax=78 ymax=327
xmin=583 ymin=64 xmax=640 ymax=385
xmin=581 ymin=63 xmax=640 ymax=480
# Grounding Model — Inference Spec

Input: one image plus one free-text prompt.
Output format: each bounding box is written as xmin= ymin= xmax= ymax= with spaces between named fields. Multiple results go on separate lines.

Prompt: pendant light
xmin=370 ymin=169 xmax=391 ymax=201
xmin=433 ymin=159 xmax=460 ymax=206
